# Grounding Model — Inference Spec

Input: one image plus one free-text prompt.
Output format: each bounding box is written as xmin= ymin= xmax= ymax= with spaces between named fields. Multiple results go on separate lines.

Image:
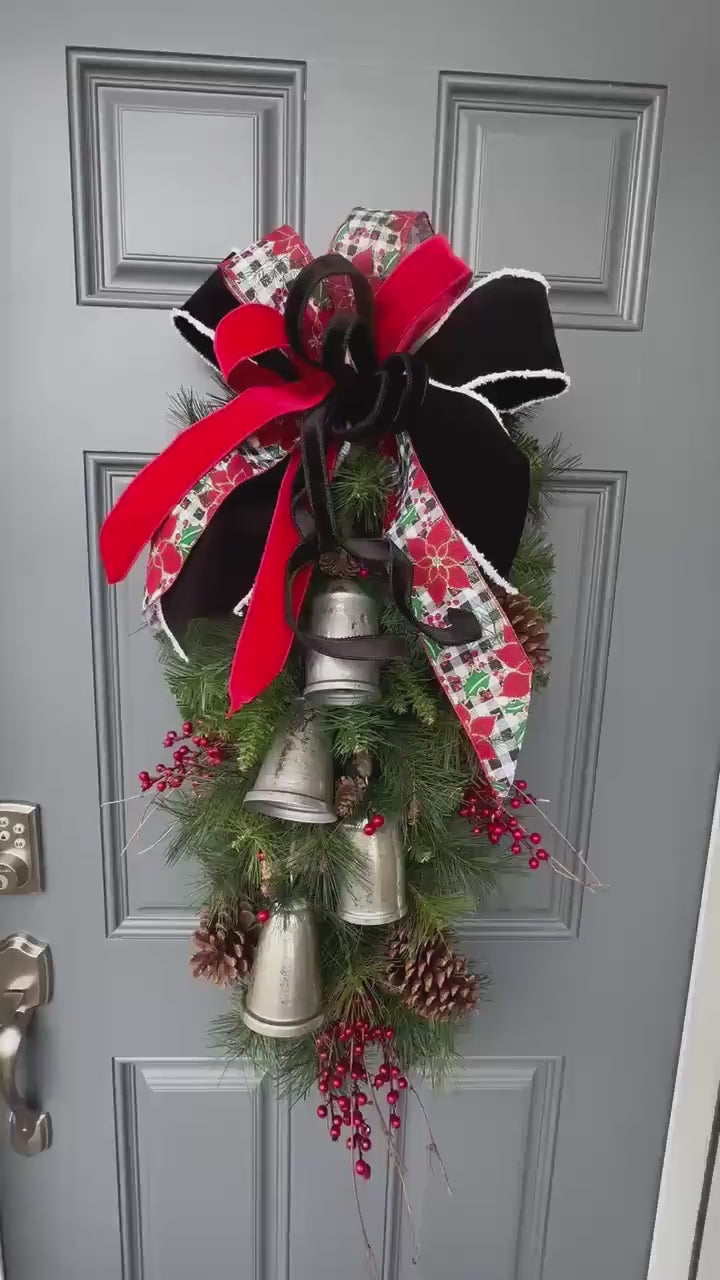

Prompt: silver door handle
xmin=0 ymin=934 xmax=52 ymax=1154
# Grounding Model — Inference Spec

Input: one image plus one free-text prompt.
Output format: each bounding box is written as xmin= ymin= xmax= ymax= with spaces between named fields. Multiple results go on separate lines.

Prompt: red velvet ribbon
xmin=100 ymin=235 xmax=472 ymax=712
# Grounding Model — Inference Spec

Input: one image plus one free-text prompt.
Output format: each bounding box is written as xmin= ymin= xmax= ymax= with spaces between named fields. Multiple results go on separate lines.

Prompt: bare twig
xmin=350 ymin=1150 xmax=380 ymax=1280
xmin=119 ymin=799 xmax=158 ymax=858
xmin=511 ymin=787 xmax=607 ymax=892
xmin=410 ymin=1085 xmax=452 ymax=1196
xmin=365 ymin=1073 xmax=420 ymax=1264
xmin=134 ymin=822 xmax=178 ymax=857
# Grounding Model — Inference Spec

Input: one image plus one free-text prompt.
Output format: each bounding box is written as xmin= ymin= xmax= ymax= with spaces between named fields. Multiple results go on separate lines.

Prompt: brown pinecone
xmin=497 ymin=590 xmax=551 ymax=670
xmin=334 ymin=774 xmax=367 ymax=818
xmin=318 ymin=550 xmax=362 ymax=578
xmin=386 ymin=927 xmax=479 ymax=1022
xmin=190 ymin=905 xmax=260 ymax=987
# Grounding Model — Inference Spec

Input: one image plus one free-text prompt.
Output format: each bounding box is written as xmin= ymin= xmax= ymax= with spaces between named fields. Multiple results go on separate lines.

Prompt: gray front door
xmin=2 ymin=4 xmax=719 ymax=1278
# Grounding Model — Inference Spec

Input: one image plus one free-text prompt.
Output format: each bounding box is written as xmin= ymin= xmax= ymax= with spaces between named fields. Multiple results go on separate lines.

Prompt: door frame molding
xmin=647 ymin=772 xmax=720 ymax=1279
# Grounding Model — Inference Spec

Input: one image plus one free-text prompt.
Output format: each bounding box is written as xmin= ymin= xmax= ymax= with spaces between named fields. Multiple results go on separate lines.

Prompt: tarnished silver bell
xmin=338 ymin=816 xmax=407 ymax=925
xmin=242 ymin=901 xmax=324 ymax=1038
xmin=304 ymin=580 xmax=381 ymax=707
xmin=244 ymin=700 xmax=336 ymax=823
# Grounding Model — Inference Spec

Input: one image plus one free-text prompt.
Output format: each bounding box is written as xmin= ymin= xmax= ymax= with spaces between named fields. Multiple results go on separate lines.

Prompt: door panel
xmin=3 ymin=2 xmax=719 ymax=1277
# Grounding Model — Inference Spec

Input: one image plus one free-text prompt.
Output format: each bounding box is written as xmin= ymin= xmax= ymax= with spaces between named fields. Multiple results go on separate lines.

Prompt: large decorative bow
xmin=100 ymin=208 xmax=568 ymax=791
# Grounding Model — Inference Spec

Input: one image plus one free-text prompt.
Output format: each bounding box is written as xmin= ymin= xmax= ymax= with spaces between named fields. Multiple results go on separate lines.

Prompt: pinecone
xmin=386 ymin=927 xmax=479 ymax=1022
xmin=318 ymin=550 xmax=362 ymax=578
xmin=334 ymin=774 xmax=367 ymax=818
xmin=497 ymin=590 xmax=550 ymax=670
xmin=190 ymin=905 xmax=260 ymax=987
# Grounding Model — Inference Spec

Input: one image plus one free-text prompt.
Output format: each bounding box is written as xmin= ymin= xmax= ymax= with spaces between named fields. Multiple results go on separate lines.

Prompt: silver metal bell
xmin=338 ymin=816 xmax=407 ymax=925
xmin=244 ymin=700 xmax=336 ymax=824
xmin=242 ymin=901 xmax=324 ymax=1038
xmin=304 ymin=580 xmax=381 ymax=707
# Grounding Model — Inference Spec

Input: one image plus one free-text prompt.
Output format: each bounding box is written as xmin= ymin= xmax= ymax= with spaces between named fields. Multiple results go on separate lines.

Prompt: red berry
xmin=528 ymin=856 xmax=540 ymax=869
xmin=355 ymin=1159 xmax=369 ymax=1177
xmin=510 ymin=797 xmax=522 ymax=809
xmin=156 ymin=780 xmax=167 ymax=792
xmin=530 ymin=832 xmax=542 ymax=845
xmin=182 ymin=721 xmax=193 ymax=736
xmin=330 ymin=1131 xmax=340 ymax=1142
xmin=372 ymin=814 xmax=385 ymax=830
xmin=363 ymin=823 xmax=375 ymax=836
xmin=169 ymin=776 xmax=182 ymax=789
xmin=361 ymin=1137 xmax=372 ymax=1151
xmin=459 ymin=805 xmax=471 ymax=818
xmin=317 ymin=1104 xmax=328 ymax=1118
xmin=374 ymin=1075 xmax=384 ymax=1089
xmin=318 ymin=1081 xmax=329 ymax=1094
xmin=516 ymin=779 xmax=528 ymax=791
xmin=358 ymin=566 xmax=369 ymax=578
xmin=387 ymin=1089 xmax=399 ymax=1106
xmin=538 ymin=848 xmax=549 ymax=861
xmin=331 ymin=1075 xmax=343 ymax=1090
xmin=356 ymin=1092 xmax=368 ymax=1106
xmin=389 ymin=1114 xmax=402 ymax=1130
xmin=384 ymin=1027 xmax=395 ymax=1042
xmin=511 ymin=843 xmax=522 ymax=855
xmin=397 ymin=1076 xmax=408 ymax=1090
xmin=346 ymin=1136 xmax=354 ymax=1150
xmin=256 ymin=909 xmax=270 ymax=924
xmin=390 ymin=1065 xmax=400 ymax=1078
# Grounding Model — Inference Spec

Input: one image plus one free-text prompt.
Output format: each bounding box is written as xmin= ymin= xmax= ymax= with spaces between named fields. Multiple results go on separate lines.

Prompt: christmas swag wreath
xmin=101 ymin=207 xmax=585 ymax=1183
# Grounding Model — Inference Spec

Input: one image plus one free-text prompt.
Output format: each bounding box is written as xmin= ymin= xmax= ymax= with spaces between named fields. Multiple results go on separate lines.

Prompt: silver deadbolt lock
xmin=0 ymin=804 xmax=42 ymax=894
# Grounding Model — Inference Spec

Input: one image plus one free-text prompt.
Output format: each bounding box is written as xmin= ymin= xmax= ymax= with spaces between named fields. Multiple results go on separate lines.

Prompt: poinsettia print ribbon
xmin=100 ymin=208 xmax=569 ymax=791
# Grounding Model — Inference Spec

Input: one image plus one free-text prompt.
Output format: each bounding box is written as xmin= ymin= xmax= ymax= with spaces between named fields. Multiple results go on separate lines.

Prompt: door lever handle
xmin=0 ymin=934 xmax=52 ymax=1154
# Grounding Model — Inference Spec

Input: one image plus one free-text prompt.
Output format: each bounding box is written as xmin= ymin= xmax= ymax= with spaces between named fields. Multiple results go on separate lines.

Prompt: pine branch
xmin=167 ymin=384 xmax=231 ymax=431
xmin=332 ymin=449 xmax=394 ymax=534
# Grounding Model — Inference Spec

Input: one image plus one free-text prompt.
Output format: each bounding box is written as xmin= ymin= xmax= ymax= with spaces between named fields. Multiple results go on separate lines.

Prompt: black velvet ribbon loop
xmin=282 ymin=253 xmax=484 ymax=658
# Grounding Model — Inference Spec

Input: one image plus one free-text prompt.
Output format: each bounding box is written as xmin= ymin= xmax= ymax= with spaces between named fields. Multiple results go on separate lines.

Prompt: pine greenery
xmin=153 ymin=397 xmax=575 ymax=1095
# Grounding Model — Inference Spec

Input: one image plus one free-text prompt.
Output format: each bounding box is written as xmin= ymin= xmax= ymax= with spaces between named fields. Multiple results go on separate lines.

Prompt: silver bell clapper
xmin=337 ymin=814 xmax=407 ymax=925
xmin=244 ymin=700 xmax=336 ymax=824
xmin=242 ymin=901 xmax=324 ymax=1038
xmin=304 ymin=580 xmax=381 ymax=707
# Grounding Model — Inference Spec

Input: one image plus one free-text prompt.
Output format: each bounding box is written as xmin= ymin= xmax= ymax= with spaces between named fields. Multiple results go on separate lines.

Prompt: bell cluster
xmin=240 ymin=580 xmax=408 ymax=1040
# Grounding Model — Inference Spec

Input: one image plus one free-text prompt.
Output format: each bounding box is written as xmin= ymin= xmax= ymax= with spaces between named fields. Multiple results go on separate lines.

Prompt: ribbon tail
xmin=227 ymin=451 xmax=306 ymax=711
xmin=386 ymin=435 xmax=531 ymax=793
xmin=228 ymin=441 xmax=344 ymax=710
xmin=100 ymin=380 xmax=329 ymax=585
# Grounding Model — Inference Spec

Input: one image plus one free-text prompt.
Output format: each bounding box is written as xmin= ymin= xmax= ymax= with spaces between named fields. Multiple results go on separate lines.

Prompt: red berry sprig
xmin=459 ymin=778 xmax=549 ymax=869
xmin=315 ymin=1017 xmax=407 ymax=1180
xmin=138 ymin=722 xmax=226 ymax=795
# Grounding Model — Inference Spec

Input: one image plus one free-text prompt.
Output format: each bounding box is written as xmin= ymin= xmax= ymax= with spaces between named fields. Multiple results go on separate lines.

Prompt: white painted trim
xmin=647 ymin=772 xmax=720 ymax=1279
